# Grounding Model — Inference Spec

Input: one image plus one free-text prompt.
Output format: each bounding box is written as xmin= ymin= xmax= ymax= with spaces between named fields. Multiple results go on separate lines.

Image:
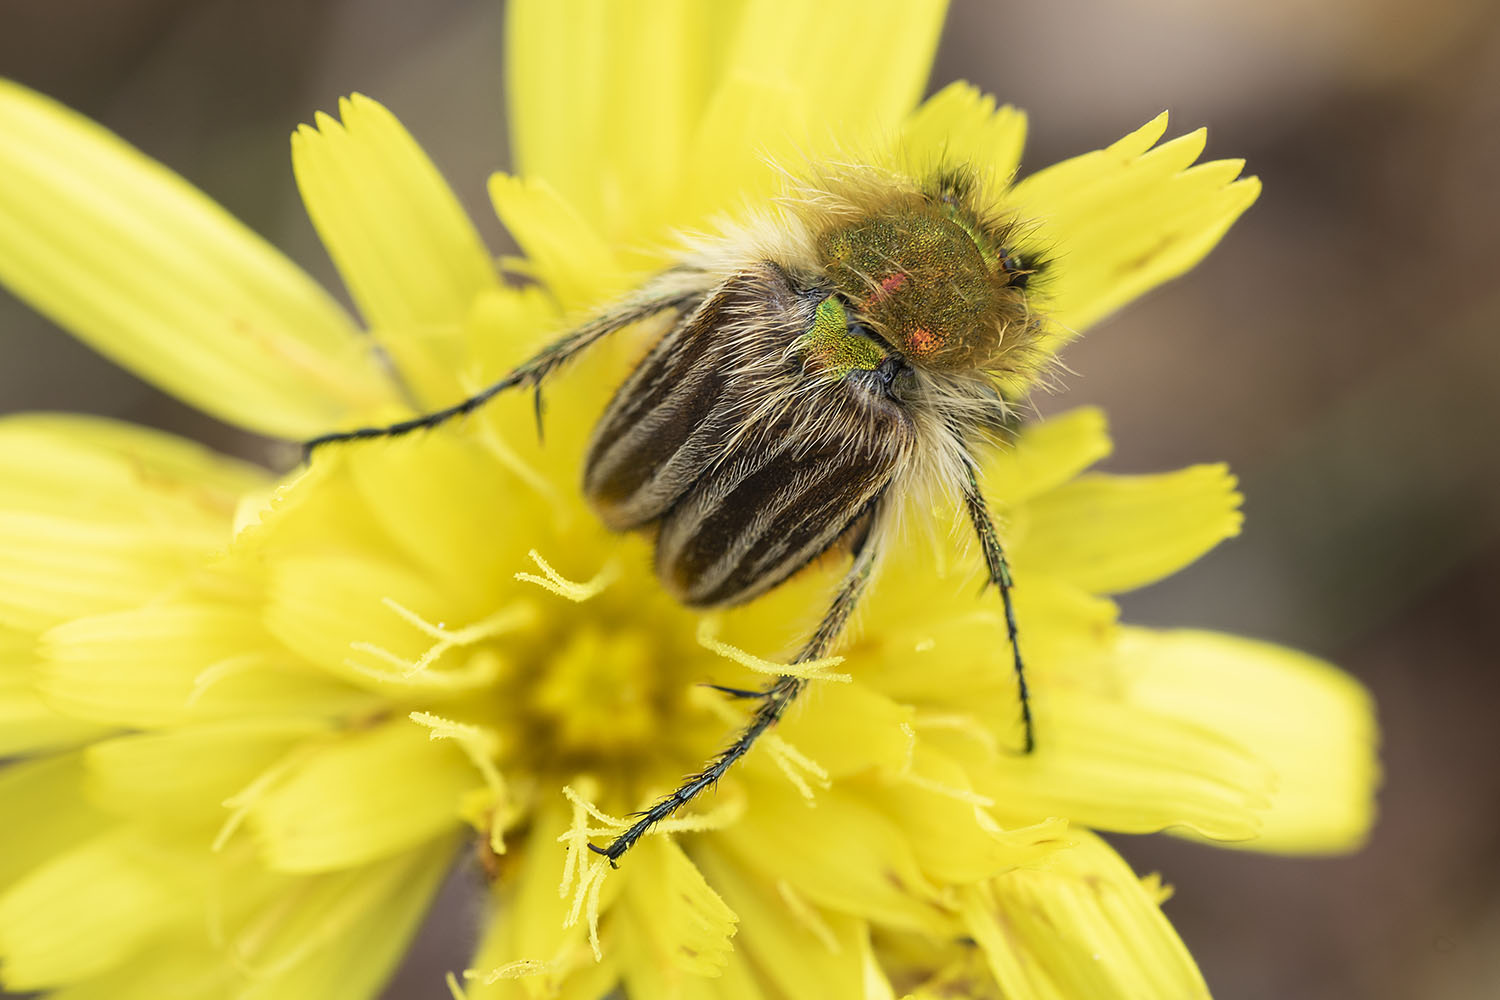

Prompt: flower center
xmin=489 ymin=575 xmax=726 ymax=804
xmin=530 ymin=624 xmax=660 ymax=754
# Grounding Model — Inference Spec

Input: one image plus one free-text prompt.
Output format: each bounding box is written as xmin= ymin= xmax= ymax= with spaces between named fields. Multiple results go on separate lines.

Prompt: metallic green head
xmin=817 ymin=199 xmax=1029 ymax=372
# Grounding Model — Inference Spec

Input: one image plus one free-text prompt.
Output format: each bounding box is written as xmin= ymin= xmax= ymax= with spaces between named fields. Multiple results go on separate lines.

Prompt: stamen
xmin=764 ymin=733 xmax=831 ymax=802
xmin=901 ymin=771 xmax=996 ymax=808
xmin=583 ymin=860 xmax=607 ymax=960
xmin=472 ymin=411 xmax=558 ymax=503
xmin=912 ymin=712 xmax=1002 ymax=756
xmin=555 ymin=779 xmax=741 ymax=960
xmin=689 ymin=687 xmax=829 ymax=802
xmin=408 ymin=712 xmax=503 ymax=788
xmin=558 ymin=781 xmax=622 ymax=931
xmin=212 ymin=747 xmax=315 ymax=852
xmin=695 ymin=619 xmax=851 ymax=683
xmin=561 ymin=784 xmax=630 ymax=828
xmin=445 ymin=970 xmax=470 ymax=999
xmin=560 ymin=857 xmax=610 ymax=961
xmin=558 ymin=787 xmax=588 ymax=903
xmin=776 ymin=880 xmax=842 ymax=953
xmin=343 ymin=648 xmax=500 ymax=690
xmin=378 ymin=599 xmax=536 ymax=676
xmin=477 ymin=959 xmax=552 ymax=985
xmin=409 ymin=712 xmax=508 ymax=853
xmin=649 ymin=787 xmax=747 ymax=834
xmin=515 ymin=549 xmax=619 ymax=602
xmin=224 ymin=886 xmax=304 ymax=979
xmin=187 ymin=652 xmax=271 ymax=706
xmin=343 ymin=596 xmax=534 ymax=689
xmin=895 ymin=719 xmax=994 ymax=804
xmin=347 ymin=643 xmax=415 ymax=671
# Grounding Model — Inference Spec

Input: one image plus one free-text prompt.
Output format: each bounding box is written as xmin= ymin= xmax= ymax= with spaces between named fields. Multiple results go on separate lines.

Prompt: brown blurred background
xmin=3 ymin=1 xmax=1499 ymax=997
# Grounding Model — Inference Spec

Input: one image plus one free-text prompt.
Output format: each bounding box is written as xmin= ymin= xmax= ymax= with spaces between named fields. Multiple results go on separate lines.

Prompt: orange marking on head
xmin=906 ymin=326 xmax=940 ymax=356
xmin=864 ymin=271 xmax=909 ymax=306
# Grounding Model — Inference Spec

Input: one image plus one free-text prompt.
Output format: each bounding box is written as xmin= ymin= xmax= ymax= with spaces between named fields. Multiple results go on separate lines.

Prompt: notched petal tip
xmin=1016 ymin=462 xmax=1245 ymax=595
xmin=900 ymin=81 xmax=1029 ymax=186
xmin=963 ymin=832 xmax=1211 ymax=999
xmin=291 ymin=91 xmax=499 ymax=405
xmin=1012 ymin=109 xmax=1259 ymax=343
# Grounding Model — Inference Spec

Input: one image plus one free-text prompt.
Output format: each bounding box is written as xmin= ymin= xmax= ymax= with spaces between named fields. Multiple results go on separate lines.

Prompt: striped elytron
xmin=307 ymin=162 xmax=1046 ymax=863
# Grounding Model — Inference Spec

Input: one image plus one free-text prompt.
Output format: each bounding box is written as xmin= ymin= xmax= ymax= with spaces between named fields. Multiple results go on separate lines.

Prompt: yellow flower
xmin=0 ymin=2 xmax=1377 ymax=998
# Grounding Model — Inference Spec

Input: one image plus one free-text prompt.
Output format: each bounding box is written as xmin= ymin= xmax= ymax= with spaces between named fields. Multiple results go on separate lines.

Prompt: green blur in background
xmin=2 ymin=1 xmax=1498 ymax=997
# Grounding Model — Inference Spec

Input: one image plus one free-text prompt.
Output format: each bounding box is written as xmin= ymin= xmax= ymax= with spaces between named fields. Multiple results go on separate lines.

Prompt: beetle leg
xmin=961 ymin=460 xmax=1035 ymax=754
xmin=302 ymin=281 xmax=706 ymax=457
xmin=701 ymin=683 xmax=772 ymax=700
xmin=589 ymin=522 xmax=881 ymax=865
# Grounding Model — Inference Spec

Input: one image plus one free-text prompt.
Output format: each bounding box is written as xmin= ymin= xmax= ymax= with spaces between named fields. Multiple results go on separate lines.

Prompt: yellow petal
xmin=673 ymin=0 xmax=950 ymax=244
xmin=958 ymin=685 xmax=1275 ymax=841
xmin=39 ymin=603 xmax=372 ymax=727
xmin=678 ymin=72 xmax=811 ymax=229
xmin=963 ymin=831 xmax=1209 ymax=1000
xmin=899 ymin=944 xmax=1005 ymax=1000
xmin=459 ymin=283 xmax=568 ymax=388
xmin=506 ymin=0 xmax=945 ymax=246
xmin=721 ymin=0 xmax=947 ymax=158
xmin=0 ymin=666 xmax=113 ymax=755
xmin=83 ymin=718 xmax=331 ymax=831
xmin=487 ymin=172 xmax=626 ymax=310
xmin=230 ymin=450 xmax=394 ymax=558
xmin=0 ymin=415 xmax=258 ymax=632
xmin=227 ymin=837 xmax=456 ymax=999
xmin=0 ymin=510 xmax=216 ymax=632
xmin=1013 ymin=464 xmax=1243 ymax=594
xmin=465 ymin=803 xmax=611 ymax=999
xmin=44 ymin=944 xmax=228 ymax=1000
xmin=717 ymin=778 xmax=950 ymax=936
xmin=0 ymin=754 xmax=110 ymax=894
xmin=860 ymin=755 xmax=1073 ymax=884
xmin=0 ymin=828 xmax=195 ymax=990
xmin=505 ymin=0 xmax=720 ymax=243
xmin=899 ymin=82 xmax=1028 ymax=184
xmin=292 ymin=95 xmax=500 ymax=404
xmin=1119 ymin=627 xmax=1379 ymax=853
xmin=691 ymin=843 xmax=872 ymax=1000
xmin=1010 ymin=112 xmax=1169 ymax=210
xmin=616 ymin=837 xmax=737 ymax=987
xmin=981 ymin=406 xmax=1112 ymax=507
xmin=263 ymin=552 xmax=501 ymax=696
xmin=0 ymin=412 xmax=265 ymax=523
xmin=340 ymin=430 xmax=547 ymax=599
xmin=847 ymin=569 xmax=1118 ymax=725
xmin=777 ymin=682 xmax=914 ymax=778
xmin=245 ymin=719 xmax=474 ymax=871
xmin=1011 ymin=112 xmax=1260 ymax=339
xmin=614 ymin=913 xmax=764 ymax=1000
xmin=0 ymin=81 xmax=397 ymax=438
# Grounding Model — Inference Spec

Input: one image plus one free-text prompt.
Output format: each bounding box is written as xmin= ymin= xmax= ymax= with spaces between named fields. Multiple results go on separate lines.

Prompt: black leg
xmin=302 ymin=284 xmax=705 ymax=457
xmin=962 ymin=461 xmax=1036 ymax=754
xmin=700 ymin=683 xmax=770 ymax=699
xmin=589 ymin=535 xmax=880 ymax=864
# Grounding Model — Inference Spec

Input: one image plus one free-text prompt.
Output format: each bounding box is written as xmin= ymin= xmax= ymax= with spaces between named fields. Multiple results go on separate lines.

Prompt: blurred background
xmin=2 ymin=0 xmax=1498 ymax=996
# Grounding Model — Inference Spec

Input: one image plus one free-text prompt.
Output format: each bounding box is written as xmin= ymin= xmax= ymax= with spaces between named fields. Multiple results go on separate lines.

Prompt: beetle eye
xmin=875 ymin=355 xmax=916 ymax=399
